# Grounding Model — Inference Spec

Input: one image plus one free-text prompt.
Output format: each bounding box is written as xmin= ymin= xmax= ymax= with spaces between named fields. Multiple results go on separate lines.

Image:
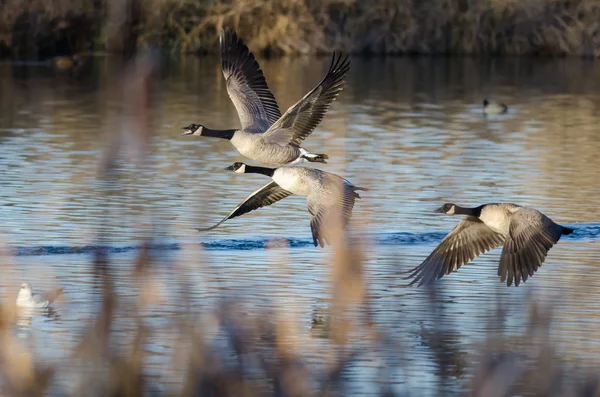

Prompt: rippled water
xmin=1 ymin=56 xmax=600 ymax=395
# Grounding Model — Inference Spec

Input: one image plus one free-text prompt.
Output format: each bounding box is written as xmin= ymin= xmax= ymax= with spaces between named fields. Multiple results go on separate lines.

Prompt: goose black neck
xmin=203 ymin=127 xmax=236 ymax=140
xmin=454 ymin=205 xmax=483 ymax=217
xmin=245 ymin=165 xmax=275 ymax=177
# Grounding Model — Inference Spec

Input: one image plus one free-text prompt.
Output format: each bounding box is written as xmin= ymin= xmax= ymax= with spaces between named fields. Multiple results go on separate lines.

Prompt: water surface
xmin=1 ymin=56 xmax=599 ymax=395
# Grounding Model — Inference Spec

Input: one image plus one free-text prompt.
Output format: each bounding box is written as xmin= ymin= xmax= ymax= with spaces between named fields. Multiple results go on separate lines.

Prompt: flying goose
xmin=181 ymin=28 xmax=350 ymax=166
xmin=406 ymin=203 xmax=573 ymax=287
xmin=16 ymin=283 xmax=63 ymax=308
xmin=483 ymin=98 xmax=508 ymax=115
xmin=197 ymin=162 xmax=366 ymax=247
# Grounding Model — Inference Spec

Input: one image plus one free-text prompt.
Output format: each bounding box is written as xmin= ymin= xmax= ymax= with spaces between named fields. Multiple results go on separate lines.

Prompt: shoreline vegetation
xmin=2 ymin=0 xmax=600 ymax=60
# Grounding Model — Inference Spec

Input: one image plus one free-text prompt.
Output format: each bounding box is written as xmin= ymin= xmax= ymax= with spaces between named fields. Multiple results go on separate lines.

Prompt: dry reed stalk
xmin=71 ymin=49 xmax=160 ymax=397
xmin=328 ymin=233 xmax=367 ymax=345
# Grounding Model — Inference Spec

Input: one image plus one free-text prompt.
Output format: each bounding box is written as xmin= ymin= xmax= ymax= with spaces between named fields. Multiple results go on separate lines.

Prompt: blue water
xmin=1 ymin=56 xmax=600 ymax=395
xmin=9 ymin=221 xmax=599 ymax=255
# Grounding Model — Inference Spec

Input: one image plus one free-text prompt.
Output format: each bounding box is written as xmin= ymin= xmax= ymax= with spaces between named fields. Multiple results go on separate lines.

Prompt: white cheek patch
xmin=448 ymin=207 xmax=456 ymax=214
xmin=235 ymin=165 xmax=246 ymax=173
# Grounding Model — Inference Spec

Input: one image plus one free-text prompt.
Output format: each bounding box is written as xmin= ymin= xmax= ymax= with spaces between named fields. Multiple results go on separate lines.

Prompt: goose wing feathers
xmin=307 ymin=183 xmax=359 ymax=248
xmin=406 ymin=216 xmax=505 ymax=286
xmin=263 ymin=53 xmax=350 ymax=147
xmin=197 ymin=182 xmax=293 ymax=231
xmin=498 ymin=208 xmax=565 ymax=287
xmin=221 ymin=28 xmax=282 ymax=133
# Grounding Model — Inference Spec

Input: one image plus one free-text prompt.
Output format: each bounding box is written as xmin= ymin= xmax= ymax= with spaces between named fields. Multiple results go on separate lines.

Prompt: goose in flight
xmin=182 ymin=28 xmax=350 ymax=166
xmin=406 ymin=203 xmax=573 ymax=287
xmin=197 ymin=162 xmax=366 ymax=247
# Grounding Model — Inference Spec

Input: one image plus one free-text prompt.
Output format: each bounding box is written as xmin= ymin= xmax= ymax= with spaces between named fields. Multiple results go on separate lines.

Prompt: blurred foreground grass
xmin=3 ymin=0 xmax=600 ymax=59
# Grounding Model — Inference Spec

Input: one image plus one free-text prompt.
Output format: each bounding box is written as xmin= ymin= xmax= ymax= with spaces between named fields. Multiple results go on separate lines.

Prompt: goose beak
xmin=225 ymin=165 xmax=235 ymax=171
xmin=181 ymin=128 xmax=193 ymax=136
xmin=433 ymin=206 xmax=445 ymax=213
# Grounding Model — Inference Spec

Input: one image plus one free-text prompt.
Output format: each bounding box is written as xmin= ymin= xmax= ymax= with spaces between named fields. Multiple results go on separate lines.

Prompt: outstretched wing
xmin=197 ymin=182 xmax=293 ymax=231
xmin=262 ymin=53 xmax=350 ymax=146
xmin=405 ymin=217 xmax=505 ymax=286
xmin=221 ymin=28 xmax=282 ymax=133
xmin=307 ymin=183 xmax=360 ymax=248
xmin=498 ymin=208 xmax=566 ymax=287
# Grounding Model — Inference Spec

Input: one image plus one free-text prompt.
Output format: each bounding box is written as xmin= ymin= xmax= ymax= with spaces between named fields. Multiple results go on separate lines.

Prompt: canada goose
xmin=197 ymin=162 xmax=366 ymax=247
xmin=406 ymin=203 xmax=573 ymax=287
xmin=16 ymin=283 xmax=63 ymax=308
xmin=181 ymin=28 xmax=350 ymax=166
xmin=483 ymin=98 xmax=508 ymax=115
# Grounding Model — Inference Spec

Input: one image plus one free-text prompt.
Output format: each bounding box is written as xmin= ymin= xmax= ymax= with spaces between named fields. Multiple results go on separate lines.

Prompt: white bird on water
xmin=16 ymin=283 xmax=63 ymax=308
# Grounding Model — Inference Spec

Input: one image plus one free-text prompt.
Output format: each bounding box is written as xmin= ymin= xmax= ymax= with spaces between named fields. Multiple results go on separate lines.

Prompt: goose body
xmin=229 ymin=132 xmax=316 ymax=166
xmin=182 ymin=28 xmax=350 ymax=167
xmin=406 ymin=203 xmax=573 ymax=287
xmin=16 ymin=283 xmax=63 ymax=308
xmin=483 ymin=98 xmax=508 ymax=115
xmin=197 ymin=162 xmax=366 ymax=247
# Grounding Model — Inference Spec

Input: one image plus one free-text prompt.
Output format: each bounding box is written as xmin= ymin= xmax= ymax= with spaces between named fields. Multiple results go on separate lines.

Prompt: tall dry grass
xmin=2 ymin=0 xmax=600 ymax=59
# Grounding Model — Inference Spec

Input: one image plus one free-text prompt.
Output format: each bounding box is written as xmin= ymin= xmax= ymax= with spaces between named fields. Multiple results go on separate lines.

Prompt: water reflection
xmin=0 ymin=56 xmax=599 ymax=394
xmin=16 ymin=307 xmax=62 ymax=334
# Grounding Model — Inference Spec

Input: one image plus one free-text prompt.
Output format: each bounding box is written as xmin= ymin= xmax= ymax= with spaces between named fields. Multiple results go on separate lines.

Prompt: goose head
xmin=435 ymin=203 xmax=457 ymax=214
xmin=225 ymin=162 xmax=247 ymax=173
xmin=181 ymin=123 xmax=203 ymax=136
